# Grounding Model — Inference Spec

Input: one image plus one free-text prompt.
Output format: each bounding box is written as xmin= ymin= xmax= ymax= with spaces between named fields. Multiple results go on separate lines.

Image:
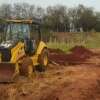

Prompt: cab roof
xmin=6 ymin=19 xmax=41 ymax=25
xmin=6 ymin=19 xmax=33 ymax=24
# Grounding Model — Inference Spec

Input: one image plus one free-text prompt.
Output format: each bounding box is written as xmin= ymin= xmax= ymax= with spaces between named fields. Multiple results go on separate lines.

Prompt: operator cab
xmin=0 ymin=19 xmax=42 ymax=57
xmin=3 ymin=19 xmax=41 ymax=42
xmin=5 ymin=23 xmax=30 ymax=42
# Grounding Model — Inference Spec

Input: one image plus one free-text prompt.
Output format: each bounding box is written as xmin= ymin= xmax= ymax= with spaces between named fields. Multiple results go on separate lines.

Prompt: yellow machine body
xmin=10 ymin=41 xmax=47 ymax=65
xmin=0 ymin=19 xmax=48 ymax=82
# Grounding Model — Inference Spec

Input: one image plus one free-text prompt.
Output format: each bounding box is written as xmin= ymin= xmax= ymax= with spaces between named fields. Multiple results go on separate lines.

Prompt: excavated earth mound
xmin=49 ymin=46 xmax=95 ymax=65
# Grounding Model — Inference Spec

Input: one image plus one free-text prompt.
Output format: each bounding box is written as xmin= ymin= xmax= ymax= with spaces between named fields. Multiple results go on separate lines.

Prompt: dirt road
xmin=0 ymin=47 xmax=100 ymax=100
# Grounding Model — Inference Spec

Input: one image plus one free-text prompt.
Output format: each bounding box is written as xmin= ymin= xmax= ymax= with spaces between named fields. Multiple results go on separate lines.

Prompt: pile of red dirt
xmin=49 ymin=46 xmax=95 ymax=65
xmin=66 ymin=46 xmax=95 ymax=64
xmin=48 ymin=48 xmax=65 ymax=54
xmin=70 ymin=46 xmax=94 ymax=57
xmin=48 ymin=48 xmax=66 ymax=65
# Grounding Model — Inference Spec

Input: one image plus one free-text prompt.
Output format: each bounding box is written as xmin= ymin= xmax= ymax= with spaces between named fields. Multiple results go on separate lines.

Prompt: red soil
xmin=0 ymin=48 xmax=100 ymax=100
xmin=49 ymin=46 xmax=95 ymax=65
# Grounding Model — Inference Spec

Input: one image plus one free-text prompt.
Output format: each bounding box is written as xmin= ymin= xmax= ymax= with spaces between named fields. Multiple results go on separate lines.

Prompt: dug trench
xmin=0 ymin=46 xmax=100 ymax=100
xmin=49 ymin=46 xmax=97 ymax=65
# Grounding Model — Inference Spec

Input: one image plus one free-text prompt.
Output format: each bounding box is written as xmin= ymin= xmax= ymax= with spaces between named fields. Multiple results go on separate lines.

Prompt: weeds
xmin=47 ymin=32 xmax=100 ymax=52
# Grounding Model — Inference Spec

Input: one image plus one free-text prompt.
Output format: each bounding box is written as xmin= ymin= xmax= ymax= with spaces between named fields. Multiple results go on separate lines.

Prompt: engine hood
xmin=0 ymin=40 xmax=17 ymax=62
xmin=0 ymin=40 xmax=16 ymax=49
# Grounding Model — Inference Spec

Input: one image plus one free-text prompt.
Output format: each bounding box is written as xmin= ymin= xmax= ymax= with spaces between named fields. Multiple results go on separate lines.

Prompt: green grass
xmin=47 ymin=41 xmax=71 ymax=52
xmin=84 ymin=33 xmax=100 ymax=48
xmin=47 ymin=32 xmax=100 ymax=52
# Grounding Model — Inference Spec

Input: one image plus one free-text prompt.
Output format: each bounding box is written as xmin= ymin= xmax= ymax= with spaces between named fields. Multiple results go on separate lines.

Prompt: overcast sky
xmin=0 ymin=0 xmax=100 ymax=11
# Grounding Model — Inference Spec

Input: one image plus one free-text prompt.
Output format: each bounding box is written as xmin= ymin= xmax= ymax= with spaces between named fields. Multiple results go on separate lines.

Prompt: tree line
xmin=0 ymin=3 xmax=100 ymax=32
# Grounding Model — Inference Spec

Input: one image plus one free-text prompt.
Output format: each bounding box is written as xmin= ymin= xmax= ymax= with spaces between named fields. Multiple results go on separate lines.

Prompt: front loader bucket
xmin=0 ymin=63 xmax=16 ymax=83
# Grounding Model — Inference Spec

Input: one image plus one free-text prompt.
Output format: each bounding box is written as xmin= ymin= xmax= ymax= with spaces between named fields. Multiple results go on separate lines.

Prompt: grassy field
xmin=47 ymin=32 xmax=100 ymax=52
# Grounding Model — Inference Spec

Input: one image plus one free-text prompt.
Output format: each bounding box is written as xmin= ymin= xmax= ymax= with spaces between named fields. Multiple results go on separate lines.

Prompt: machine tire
xmin=38 ymin=48 xmax=48 ymax=72
xmin=20 ymin=57 xmax=34 ymax=78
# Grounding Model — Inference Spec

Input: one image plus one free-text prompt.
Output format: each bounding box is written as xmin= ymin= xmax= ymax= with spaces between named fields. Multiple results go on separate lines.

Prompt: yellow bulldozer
xmin=0 ymin=19 xmax=48 ymax=82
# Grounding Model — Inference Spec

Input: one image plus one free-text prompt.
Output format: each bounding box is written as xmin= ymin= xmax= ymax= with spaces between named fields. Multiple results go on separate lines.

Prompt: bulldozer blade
xmin=0 ymin=63 xmax=16 ymax=83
